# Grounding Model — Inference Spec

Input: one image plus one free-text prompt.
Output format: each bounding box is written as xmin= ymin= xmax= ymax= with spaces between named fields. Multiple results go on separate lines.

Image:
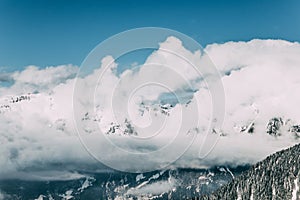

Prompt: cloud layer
xmin=1 ymin=38 xmax=300 ymax=176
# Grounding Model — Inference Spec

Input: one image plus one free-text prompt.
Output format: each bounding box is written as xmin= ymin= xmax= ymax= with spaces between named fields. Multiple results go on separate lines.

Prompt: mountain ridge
xmin=199 ymin=143 xmax=300 ymax=200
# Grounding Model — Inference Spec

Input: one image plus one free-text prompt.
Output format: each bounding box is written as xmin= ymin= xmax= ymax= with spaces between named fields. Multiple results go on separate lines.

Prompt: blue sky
xmin=0 ymin=0 xmax=299 ymax=72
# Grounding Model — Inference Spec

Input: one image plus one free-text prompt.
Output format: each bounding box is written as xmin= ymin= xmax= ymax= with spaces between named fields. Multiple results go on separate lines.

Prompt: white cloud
xmin=0 ymin=64 xmax=78 ymax=95
xmin=0 ymin=38 xmax=300 ymax=176
xmin=126 ymin=180 xmax=176 ymax=197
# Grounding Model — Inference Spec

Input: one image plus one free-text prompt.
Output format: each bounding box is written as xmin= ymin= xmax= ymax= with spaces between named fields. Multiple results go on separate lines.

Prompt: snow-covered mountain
xmin=2 ymin=38 xmax=300 ymax=199
xmin=0 ymin=166 xmax=250 ymax=200
xmin=201 ymin=143 xmax=300 ymax=200
xmin=1 ymin=93 xmax=300 ymax=139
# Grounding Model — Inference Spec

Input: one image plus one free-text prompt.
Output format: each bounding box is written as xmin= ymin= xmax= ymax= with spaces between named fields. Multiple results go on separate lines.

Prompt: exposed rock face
xmin=200 ymin=143 xmax=300 ymax=200
xmin=266 ymin=117 xmax=284 ymax=136
xmin=290 ymin=125 xmax=300 ymax=139
xmin=103 ymin=119 xmax=137 ymax=135
xmin=0 ymin=94 xmax=31 ymax=114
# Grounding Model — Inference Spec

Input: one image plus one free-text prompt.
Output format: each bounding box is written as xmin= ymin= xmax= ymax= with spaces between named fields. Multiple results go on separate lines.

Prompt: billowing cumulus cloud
xmin=0 ymin=37 xmax=300 ymax=177
xmin=0 ymin=64 xmax=78 ymax=95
